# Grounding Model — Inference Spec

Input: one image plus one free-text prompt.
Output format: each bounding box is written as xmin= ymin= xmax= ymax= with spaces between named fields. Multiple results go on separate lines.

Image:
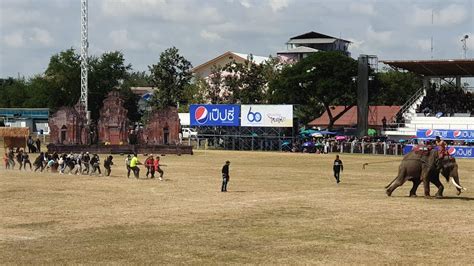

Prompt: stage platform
xmin=47 ymin=144 xmax=193 ymax=155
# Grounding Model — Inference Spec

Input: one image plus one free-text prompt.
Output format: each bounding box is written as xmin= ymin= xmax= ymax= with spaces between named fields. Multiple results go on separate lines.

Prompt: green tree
xmin=44 ymin=48 xmax=82 ymax=108
xmin=88 ymin=51 xmax=131 ymax=121
xmin=375 ymin=69 xmax=422 ymax=105
xmin=222 ymin=56 xmax=267 ymax=104
xmin=149 ymin=47 xmax=193 ymax=109
xmin=269 ymin=52 xmax=358 ymax=128
xmin=0 ymin=78 xmax=29 ymax=107
xmin=120 ymin=71 xmax=151 ymax=122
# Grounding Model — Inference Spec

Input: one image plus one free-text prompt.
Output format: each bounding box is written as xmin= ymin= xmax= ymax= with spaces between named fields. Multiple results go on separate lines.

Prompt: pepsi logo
xmin=194 ymin=106 xmax=208 ymax=124
xmin=453 ymin=130 xmax=461 ymax=138
xmin=448 ymin=147 xmax=456 ymax=155
xmin=425 ymin=129 xmax=434 ymax=137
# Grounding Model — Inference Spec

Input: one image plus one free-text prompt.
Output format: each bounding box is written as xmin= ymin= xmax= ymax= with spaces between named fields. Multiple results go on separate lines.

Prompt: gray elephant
xmin=385 ymin=149 xmax=466 ymax=197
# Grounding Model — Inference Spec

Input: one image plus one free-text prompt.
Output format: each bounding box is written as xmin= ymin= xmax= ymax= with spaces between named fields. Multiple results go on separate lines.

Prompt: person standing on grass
xmin=35 ymin=137 xmax=41 ymax=153
xmin=221 ymin=160 xmax=230 ymax=192
xmin=145 ymin=155 xmax=154 ymax=178
xmin=103 ymin=155 xmax=114 ymax=176
xmin=129 ymin=153 xmax=141 ymax=179
xmin=125 ymin=154 xmax=132 ymax=178
xmin=4 ymin=152 xmax=10 ymax=169
xmin=8 ymin=149 xmax=15 ymax=169
xmin=33 ymin=152 xmax=45 ymax=172
xmin=22 ymin=152 xmax=32 ymax=170
xmin=333 ymin=155 xmax=343 ymax=184
xmin=154 ymin=156 xmax=164 ymax=181
xmin=16 ymin=150 xmax=23 ymax=170
xmin=89 ymin=154 xmax=102 ymax=176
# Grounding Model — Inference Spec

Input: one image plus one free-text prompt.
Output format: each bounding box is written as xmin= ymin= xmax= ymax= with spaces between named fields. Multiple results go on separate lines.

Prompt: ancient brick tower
xmin=98 ymin=91 xmax=129 ymax=145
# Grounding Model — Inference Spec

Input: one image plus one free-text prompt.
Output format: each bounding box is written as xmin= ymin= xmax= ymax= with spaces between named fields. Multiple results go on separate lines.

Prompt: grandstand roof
xmin=308 ymin=106 xmax=401 ymax=127
xmin=381 ymin=59 xmax=474 ymax=77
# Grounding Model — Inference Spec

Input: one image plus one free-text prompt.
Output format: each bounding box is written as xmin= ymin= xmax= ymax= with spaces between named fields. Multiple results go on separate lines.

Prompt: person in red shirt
xmin=435 ymin=136 xmax=447 ymax=159
xmin=154 ymin=156 xmax=164 ymax=181
xmin=145 ymin=155 xmax=154 ymax=178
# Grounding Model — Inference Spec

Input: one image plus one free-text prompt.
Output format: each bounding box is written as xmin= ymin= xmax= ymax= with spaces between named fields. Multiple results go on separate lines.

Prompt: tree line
xmin=0 ymin=47 xmax=422 ymax=128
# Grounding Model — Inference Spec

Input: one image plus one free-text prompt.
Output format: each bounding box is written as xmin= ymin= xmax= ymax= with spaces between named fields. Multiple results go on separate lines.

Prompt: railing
xmin=396 ymin=87 xmax=425 ymax=121
xmin=383 ymin=122 xmax=474 ymax=132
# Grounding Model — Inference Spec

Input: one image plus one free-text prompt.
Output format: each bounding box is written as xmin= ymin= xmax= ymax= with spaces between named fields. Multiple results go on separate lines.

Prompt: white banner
xmin=241 ymin=105 xmax=293 ymax=127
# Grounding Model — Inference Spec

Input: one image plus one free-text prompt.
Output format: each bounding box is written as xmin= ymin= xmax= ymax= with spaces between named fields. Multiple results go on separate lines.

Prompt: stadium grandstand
xmin=381 ymin=59 xmax=474 ymax=138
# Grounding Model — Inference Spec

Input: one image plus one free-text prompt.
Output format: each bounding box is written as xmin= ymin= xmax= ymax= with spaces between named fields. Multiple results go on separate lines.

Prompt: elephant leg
xmin=409 ymin=179 xmax=421 ymax=197
xmin=386 ymin=176 xmax=407 ymax=196
xmin=420 ymin=168 xmax=431 ymax=198
xmin=431 ymin=178 xmax=444 ymax=198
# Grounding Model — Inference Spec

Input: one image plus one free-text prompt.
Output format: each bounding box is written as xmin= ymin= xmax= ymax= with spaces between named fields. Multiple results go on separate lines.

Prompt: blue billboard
xmin=190 ymin=104 xmax=240 ymax=126
xmin=403 ymin=145 xmax=474 ymax=158
xmin=416 ymin=129 xmax=474 ymax=140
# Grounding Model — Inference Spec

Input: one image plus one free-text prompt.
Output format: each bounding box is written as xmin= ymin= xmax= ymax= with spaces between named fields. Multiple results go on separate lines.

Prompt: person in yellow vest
xmin=129 ymin=153 xmax=142 ymax=179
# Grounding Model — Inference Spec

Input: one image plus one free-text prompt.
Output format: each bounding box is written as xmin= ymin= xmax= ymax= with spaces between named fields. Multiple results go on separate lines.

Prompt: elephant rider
xmin=435 ymin=136 xmax=448 ymax=159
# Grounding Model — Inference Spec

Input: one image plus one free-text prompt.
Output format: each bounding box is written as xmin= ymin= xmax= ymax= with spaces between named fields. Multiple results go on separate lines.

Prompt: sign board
xmin=190 ymin=104 xmax=240 ymax=126
xmin=241 ymin=105 xmax=293 ymax=127
xmin=403 ymin=145 xmax=474 ymax=158
xmin=416 ymin=129 xmax=474 ymax=141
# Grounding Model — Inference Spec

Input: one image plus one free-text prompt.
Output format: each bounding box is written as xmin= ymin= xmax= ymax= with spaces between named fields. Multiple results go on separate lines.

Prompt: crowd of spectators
xmin=418 ymin=86 xmax=473 ymax=116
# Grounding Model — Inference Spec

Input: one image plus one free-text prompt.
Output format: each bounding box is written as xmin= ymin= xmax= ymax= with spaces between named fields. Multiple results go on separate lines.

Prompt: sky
xmin=0 ymin=0 xmax=473 ymax=78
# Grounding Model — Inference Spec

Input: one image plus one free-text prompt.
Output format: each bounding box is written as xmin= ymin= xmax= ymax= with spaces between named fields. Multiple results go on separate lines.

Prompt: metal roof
xmin=0 ymin=108 xmax=49 ymax=119
xmin=277 ymin=46 xmax=319 ymax=54
xmin=290 ymin=31 xmax=351 ymax=43
xmin=381 ymin=59 xmax=474 ymax=77
xmin=287 ymin=38 xmax=337 ymax=44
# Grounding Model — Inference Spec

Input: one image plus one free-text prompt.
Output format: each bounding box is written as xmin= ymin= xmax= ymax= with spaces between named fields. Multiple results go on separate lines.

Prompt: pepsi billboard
xmin=190 ymin=104 xmax=240 ymax=126
xmin=403 ymin=145 xmax=474 ymax=158
xmin=416 ymin=129 xmax=474 ymax=141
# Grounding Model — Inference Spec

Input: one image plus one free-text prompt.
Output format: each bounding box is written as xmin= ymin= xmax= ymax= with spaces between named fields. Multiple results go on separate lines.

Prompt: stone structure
xmin=49 ymin=104 xmax=88 ymax=145
xmin=142 ymin=107 xmax=180 ymax=145
xmin=98 ymin=91 xmax=129 ymax=145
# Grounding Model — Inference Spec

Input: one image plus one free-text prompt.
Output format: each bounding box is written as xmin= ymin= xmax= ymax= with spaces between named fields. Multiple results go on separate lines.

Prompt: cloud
xmin=200 ymin=30 xmax=223 ymax=42
xmin=268 ymin=0 xmax=290 ymax=12
xmin=31 ymin=28 xmax=53 ymax=46
xmin=349 ymin=2 xmax=375 ymax=16
xmin=411 ymin=4 xmax=468 ymax=27
xmin=3 ymin=32 xmax=25 ymax=48
xmin=366 ymin=26 xmax=392 ymax=45
xmin=100 ymin=0 xmax=222 ymax=24
xmin=416 ymin=39 xmax=432 ymax=52
xmin=239 ymin=0 xmax=251 ymax=8
xmin=109 ymin=29 xmax=141 ymax=50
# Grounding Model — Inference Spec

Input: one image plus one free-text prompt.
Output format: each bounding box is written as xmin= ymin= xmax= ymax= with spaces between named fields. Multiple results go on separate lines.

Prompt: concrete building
xmin=192 ymin=51 xmax=269 ymax=79
xmin=278 ymin=31 xmax=351 ymax=62
xmin=0 ymin=108 xmax=50 ymax=134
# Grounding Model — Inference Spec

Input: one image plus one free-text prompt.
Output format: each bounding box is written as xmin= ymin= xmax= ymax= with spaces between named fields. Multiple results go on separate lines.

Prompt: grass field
xmin=1 ymin=150 xmax=473 ymax=264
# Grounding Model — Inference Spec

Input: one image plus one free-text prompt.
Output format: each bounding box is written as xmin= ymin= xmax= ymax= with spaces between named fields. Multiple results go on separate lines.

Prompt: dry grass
xmin=0 ymin=150 xmax=473 ymax=264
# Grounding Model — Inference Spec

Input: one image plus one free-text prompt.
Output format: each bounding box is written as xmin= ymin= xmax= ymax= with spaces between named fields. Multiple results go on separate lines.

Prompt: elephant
xmin=385 ymin=148 xmax=466 ymax=198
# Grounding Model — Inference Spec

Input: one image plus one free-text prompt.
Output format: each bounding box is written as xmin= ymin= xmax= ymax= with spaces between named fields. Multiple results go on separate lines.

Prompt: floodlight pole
xmin=461 ymin=35 xmax=468 ymax=59
xmin=80 ymin=0 xmax=90 ymax=123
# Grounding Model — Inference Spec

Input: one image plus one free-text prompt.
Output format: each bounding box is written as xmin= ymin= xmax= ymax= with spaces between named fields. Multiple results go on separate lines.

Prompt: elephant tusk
xmin=450 ymin=177 xmax=466 ymax=191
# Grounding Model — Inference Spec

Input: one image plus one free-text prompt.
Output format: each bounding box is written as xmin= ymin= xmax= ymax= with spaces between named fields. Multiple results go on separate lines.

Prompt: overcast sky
xmin=1 ymin=0 xmax=473 ymax=78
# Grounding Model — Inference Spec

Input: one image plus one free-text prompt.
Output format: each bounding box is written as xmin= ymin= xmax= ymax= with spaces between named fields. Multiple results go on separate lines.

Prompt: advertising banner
xmin=241 ymin=105 xmax=293 ymax=127
xmin=403 ymin=145 xmax=474 ymax=158
xmin=190 ymin=104 xmax=240 ymax=126
xmin=416 ymin=129 xmax=474 ymax=141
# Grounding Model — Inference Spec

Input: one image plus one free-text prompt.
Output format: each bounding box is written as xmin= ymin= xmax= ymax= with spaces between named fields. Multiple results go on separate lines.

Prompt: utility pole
xmin=80 ymin=0 xmax=90 ymax=123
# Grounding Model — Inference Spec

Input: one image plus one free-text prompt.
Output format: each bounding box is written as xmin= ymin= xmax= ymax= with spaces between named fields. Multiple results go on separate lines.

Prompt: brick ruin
xmin=48 ymin=93 xmax=188 ymax=154
xmin=142 ymin=107 xmax=180 ymax=145
xmin=49 ymin=103 xmax=88 ymax=145
xmin=98 ymin=91 xmax=129 ymax=145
